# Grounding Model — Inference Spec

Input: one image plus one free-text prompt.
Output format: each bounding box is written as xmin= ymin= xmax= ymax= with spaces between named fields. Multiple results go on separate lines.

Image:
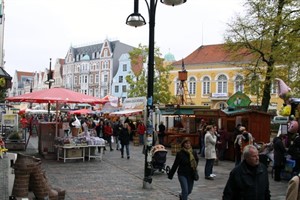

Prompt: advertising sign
xmin=2 ymin=114 xmax=18 ymax=128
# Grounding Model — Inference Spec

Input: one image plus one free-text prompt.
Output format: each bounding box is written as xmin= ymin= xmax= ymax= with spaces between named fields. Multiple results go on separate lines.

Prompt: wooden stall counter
xmin=55 ymin=144 xmax=105 ymax=163
xmin=164 ymin=132 xmax=199 ymax=148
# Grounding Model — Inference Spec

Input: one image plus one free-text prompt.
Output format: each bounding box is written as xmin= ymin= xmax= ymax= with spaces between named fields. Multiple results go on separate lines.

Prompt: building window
xmin=95 ymin=74 xmax=99 ymax=83
xmin=104 ymin=49 xmax=108 ymax=57
xmin=119 ymin=76 xmax=123 ymax=83
xmin=104 ymin=89 xmax=108 ymax=96
xmin=102 ymin=60 xmax=109 ymax=70
xmin=202 ymin=76 xmax=210 ymax=95
xmin=104 ymin=74 xmax=108 ymax=82
xmin=217 ymin=74 xmax=227 ymax=93
xmin=115 ymin=85 xmax=119 ymax=93
xmin=271 ymin=80 xmax=277 ymax=94
xmin=235 ymin=75 xmax=243 ymax=92
xmin=90 ymin=74 xmax=93 ymax=83
xmin=122 ymin=85 xmax=126 ymax=92
xmin=89 ymin=89 xmax=93 ymax=95
xmin=95 ymin=89 xmax=99 ymax=97
xmin=123 ymin=64 xmax=127 ymax=71
xmin=189 ymin=77 xmax=196 ymax=95
xmin=84 ymin=75 xmax=88 ymax=83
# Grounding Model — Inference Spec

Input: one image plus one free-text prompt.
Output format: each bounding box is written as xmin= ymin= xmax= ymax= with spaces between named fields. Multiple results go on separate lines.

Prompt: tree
xmin=126 ymin=44 xmax=173 ymax=104
xmin=225 ymin=0 xmax=300 ymax=111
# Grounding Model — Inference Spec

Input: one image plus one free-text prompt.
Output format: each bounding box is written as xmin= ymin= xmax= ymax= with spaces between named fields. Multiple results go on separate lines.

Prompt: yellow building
xmin=169 ymin=43 xmax=283 ymax=111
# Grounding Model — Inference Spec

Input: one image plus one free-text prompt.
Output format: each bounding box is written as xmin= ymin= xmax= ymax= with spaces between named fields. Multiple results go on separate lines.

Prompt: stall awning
xmin=175 ymin=109 xmax=194 ymax=115
xmin=160 ymin=108 xmax=194 ymax=116
xmin=109 ymin=109 xmax=143 ymax=117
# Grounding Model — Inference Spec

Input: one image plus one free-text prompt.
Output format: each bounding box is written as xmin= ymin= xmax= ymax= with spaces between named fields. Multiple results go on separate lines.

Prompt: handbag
xmin=193 ymin=169 xmax=199 ymax=181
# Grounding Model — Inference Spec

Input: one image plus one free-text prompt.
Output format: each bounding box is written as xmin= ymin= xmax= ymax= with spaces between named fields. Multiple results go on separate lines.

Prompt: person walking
xmin=198 ymin=119 xmax=207 ymax=155
xmin=158 ymin=121 xmax=166 ymax=145
xmin=119 ymin=123 xmax=130 ymax=159
xmin=204 ymin=125 xmax=217 ymax=180
xmin=233 ymin=124 xmax=243 ymax=166
xmin=223 ymin=144 xmax=271 ymax=200
xmin=104 ymin=121 xmax=114 ymax=151
xmin=273 ymin=133 xmax=287 ymax=181
xmin=168 ymin=138 xmax=199 ymax=200
xmin=95 ymin=119 xmax=105 ymax=152
xmin=113 ymin=119 xmax=122 ymax=150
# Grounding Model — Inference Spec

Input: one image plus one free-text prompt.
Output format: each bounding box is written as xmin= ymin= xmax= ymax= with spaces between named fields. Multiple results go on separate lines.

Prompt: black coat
xmin=168 ymin=149 xmax=199 ymax=179
xmin=273 ymin=136 xmax=287 ymax=167
xmin=223 ymin=161 xmax=271 ymax=200
xmin=119 ymin=127 xmax=130 ymax=145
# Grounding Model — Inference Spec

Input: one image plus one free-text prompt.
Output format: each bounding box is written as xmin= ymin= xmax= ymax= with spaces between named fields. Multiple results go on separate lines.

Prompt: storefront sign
xmin=1 ymin=114 xmax=18 ymax=128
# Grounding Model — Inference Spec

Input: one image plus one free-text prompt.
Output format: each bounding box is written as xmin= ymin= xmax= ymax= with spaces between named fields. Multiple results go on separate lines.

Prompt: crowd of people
xmin=9 ymin=111 xmax=300 ymax=199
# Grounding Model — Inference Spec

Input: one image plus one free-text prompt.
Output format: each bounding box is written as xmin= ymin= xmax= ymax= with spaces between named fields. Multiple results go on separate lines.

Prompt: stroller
xmin=150 ymin=144 xmax=168 ymax=175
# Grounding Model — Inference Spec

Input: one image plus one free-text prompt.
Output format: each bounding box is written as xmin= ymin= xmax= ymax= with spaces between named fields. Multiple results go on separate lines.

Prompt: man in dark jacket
xmin=273 ymin=133 xmax=287 ymax=181
xmin=223 ymin=144 xmax=271 ymax=200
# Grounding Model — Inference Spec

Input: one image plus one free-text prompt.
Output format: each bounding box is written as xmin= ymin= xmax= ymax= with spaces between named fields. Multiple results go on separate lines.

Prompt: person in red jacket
xmin=20 ymin=115 xmax=29 ymax=139
xmin=104 ymin=121 xmax=114 ymax=151
xmin=137 ymin=121 xmax=146 ymax=145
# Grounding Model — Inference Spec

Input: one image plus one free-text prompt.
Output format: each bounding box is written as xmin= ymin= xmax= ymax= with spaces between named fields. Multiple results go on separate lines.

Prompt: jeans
xmin=204 ymin=159 xmax=215 ymax=177
xmin=121 ymin=144 xmax=130 ymax=157
xmin=178 ymin=175 xmax=194 ymax=200
xmin=139 ymin=134 xmax=144 ymax=145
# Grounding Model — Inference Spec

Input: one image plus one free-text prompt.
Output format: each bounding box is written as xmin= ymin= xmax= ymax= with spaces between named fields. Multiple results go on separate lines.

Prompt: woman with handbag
xmin=168 ymin=138 xmax=199 ymax=200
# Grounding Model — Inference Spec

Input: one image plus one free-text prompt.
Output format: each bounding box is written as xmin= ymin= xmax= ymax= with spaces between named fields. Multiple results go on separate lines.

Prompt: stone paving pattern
xmin=1 ymin=137 xmax=289 ymax=200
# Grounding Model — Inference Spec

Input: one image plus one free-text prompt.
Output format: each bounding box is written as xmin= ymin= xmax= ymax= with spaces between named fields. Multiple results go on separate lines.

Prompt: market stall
xmin=6 ymin=87 xmax=105 ymax=159
xmin=54 ymin=135 xmax=106 ymax=162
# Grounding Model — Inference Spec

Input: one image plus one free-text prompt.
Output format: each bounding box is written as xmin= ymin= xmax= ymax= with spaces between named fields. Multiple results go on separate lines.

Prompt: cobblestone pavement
xmin=2 ymin=137 xmax=289 ymax=200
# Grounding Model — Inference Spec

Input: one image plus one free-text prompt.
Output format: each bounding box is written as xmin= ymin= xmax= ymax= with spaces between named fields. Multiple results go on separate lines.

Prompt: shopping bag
xmin=111 ymin=136 xmax=114 ymax=144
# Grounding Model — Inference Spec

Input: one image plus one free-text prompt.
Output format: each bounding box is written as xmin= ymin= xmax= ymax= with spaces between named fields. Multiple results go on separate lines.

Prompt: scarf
xmin=183 ymin=148 xmax=197 ymax=171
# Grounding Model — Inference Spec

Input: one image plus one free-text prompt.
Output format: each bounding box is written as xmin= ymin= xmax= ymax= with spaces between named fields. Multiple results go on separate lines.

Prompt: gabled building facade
xmin=63 ymin=39 xmax=134 ymax=98
xmin=111 ymin=53 xmax=132 ymax=102
xmin=170 ymin=44 xmax=282 ymax=110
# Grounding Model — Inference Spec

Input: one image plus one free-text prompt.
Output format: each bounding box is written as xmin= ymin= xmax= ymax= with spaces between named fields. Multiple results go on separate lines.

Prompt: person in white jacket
xmin=204 ymin=125 xmax=217 ymax=180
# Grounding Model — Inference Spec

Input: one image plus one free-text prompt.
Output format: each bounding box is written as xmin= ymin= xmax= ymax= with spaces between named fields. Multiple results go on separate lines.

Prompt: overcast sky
xmin=3 ymin=0 xmax=245 ymax=77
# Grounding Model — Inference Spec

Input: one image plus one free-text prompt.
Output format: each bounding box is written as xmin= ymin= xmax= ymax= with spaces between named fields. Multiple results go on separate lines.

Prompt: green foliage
xmin=126 ymin=44 xmax=173 ymax=104
xmin=0 ymin=88 xmax=7 ymax=103
xmin=225 ymin=0 xmax=300 ymax=111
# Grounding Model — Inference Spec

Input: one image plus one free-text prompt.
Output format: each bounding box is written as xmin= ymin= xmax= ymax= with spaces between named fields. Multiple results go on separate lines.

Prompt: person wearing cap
xmin=168 ymin=138 xmax=199 ymax=200
xmin=273 ymin=132 xmax=287 ymax=181
xmin=223 ymin=144 xmax=270 ymax=200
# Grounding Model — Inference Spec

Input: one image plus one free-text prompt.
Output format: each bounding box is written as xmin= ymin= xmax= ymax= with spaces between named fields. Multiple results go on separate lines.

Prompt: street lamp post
xmin=44 ymin=58 xmax=55 ymax=118
xmin=126 ymin=0 xmax=186 ymax=189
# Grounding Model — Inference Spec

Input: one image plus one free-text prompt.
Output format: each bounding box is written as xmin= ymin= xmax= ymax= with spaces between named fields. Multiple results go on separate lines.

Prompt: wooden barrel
xmin=171 ymin=144 xmax=180 ymax=156
xmin=133 ymin=136 xmax=139 ymax=146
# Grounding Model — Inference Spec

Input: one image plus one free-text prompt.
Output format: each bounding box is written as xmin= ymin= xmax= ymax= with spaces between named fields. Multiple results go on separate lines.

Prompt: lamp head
xmin=161 ymin=0 xmax=187 ymax=6
xmin=126 ymin=13 xmax=146 ymax=27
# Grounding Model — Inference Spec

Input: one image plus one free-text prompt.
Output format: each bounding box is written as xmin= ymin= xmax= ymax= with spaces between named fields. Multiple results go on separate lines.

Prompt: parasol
xmin=6 ymin=88 xmax=105 ymax=136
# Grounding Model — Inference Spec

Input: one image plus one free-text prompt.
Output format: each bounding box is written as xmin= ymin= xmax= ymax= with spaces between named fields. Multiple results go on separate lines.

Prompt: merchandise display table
xmin=55 ymin=144 xmax=105 ymax=163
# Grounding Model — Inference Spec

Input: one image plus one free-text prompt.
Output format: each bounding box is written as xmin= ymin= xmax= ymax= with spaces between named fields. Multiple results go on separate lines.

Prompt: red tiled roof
xmin=173 ymin=43 xmax=252 ymax=65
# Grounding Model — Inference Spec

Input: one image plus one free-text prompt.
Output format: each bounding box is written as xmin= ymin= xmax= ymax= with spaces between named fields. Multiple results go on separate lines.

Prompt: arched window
xmin=235 ymin=75 xmax=244 ymax=92
xmin=217 ymin=74 xmax=227 ymax=93
xmin=189 ymin=77 xmax=196 ymax=95
xmin=202 ymin=76 xmax=210 ymax=95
